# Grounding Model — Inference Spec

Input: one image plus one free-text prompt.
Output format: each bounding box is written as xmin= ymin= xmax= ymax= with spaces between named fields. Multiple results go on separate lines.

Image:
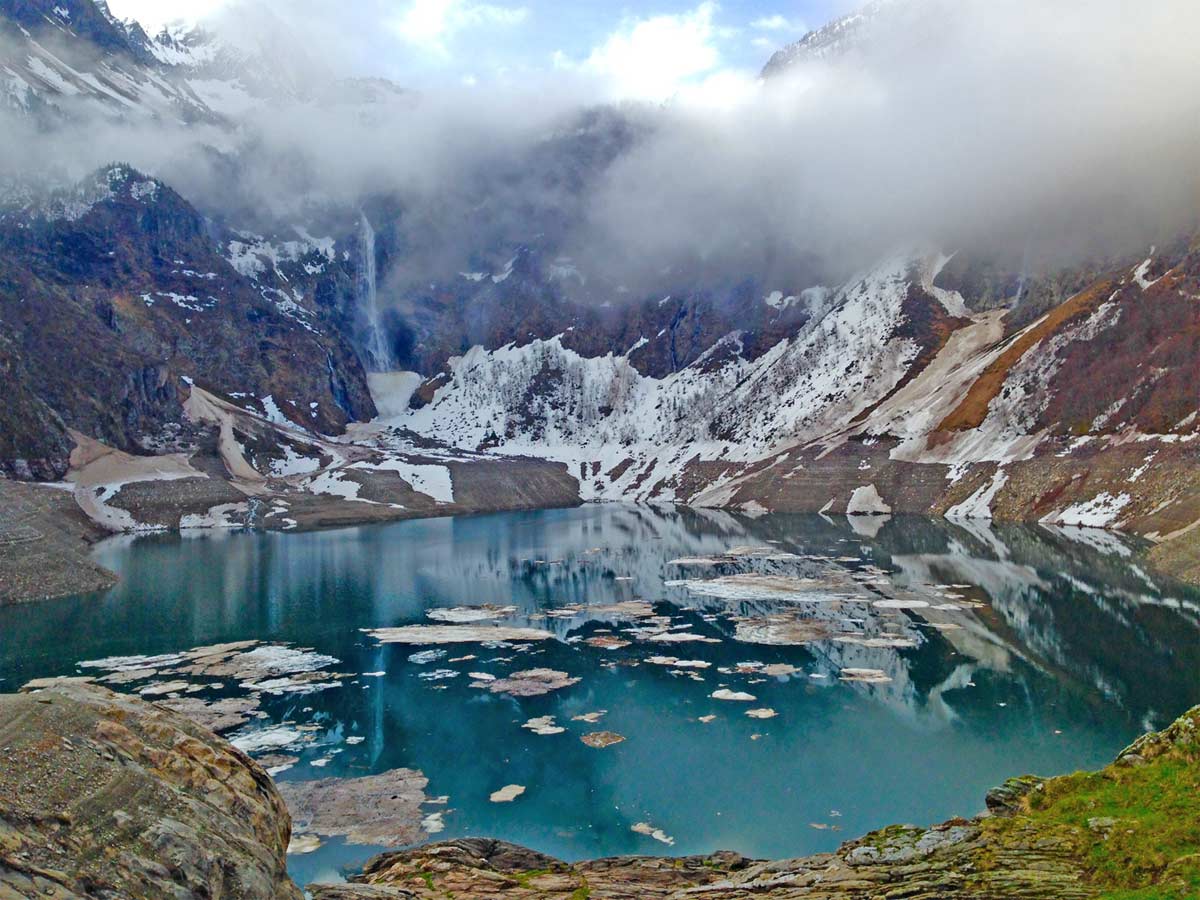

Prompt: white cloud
xmin=750 ymin=14 xmax=804 ymax=32
xmin=106 ymin=0 xmax=232 ymax=30
xmin=389 ymin=0 xmax=529 ymax=55
xmin=581 ymin=2 xmax=728 ymax=102
xmin=675 ymin=67 xmax=760 ymax=110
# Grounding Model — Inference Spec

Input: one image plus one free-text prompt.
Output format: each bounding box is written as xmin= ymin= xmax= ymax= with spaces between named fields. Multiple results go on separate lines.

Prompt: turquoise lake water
xmin=2 ymin=506 xmax=1197 ymax=886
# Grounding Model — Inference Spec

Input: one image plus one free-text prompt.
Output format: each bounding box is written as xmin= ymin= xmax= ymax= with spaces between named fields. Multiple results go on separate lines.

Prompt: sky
xmin=104 ymin=0 xmax=847 ymax=100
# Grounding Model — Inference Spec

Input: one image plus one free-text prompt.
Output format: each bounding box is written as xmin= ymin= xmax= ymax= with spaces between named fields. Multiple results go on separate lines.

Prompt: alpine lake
xmin=2 ymin=505 xmax=1197 ymax=886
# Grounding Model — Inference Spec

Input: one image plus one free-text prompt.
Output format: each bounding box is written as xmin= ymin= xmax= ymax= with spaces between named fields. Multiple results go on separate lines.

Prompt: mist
xmin=3 ymin=0 xmax=1199 ymax=296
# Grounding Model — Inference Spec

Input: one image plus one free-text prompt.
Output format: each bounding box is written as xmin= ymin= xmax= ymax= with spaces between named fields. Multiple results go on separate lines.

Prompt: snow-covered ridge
xmin=379 ymin=255 xmax=923 ymax=502
xmin=369 ymin=243 xmax=1197 ymax=538
xmin=5 ymin=164 xmax=162 ymax=222
xmin=0 ymin=2 xmax=407 ymax=124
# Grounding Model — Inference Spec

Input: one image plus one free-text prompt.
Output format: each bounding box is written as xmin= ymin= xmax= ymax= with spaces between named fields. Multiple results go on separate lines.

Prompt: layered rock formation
xmin=0 ymin=682 xmax=301 ymax=899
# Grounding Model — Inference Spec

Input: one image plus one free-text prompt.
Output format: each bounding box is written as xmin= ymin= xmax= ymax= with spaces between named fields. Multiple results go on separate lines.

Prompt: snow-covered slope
xmin=374 ymin=245 xmax=1200 ymax=543
xmin=761 ymin=0 xmax=895 ymax=77
xmin=387 ymin=255 xmax=923 ymax=501
xmin=0 ymin=0 xmax=404 ymax=122
xmin=0 ymin=0 xmax=214 ymax=119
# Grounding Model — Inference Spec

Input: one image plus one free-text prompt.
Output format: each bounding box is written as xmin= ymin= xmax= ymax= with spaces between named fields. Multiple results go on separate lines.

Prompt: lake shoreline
xmin=4 ymin=477 xmax=1198 ymax=608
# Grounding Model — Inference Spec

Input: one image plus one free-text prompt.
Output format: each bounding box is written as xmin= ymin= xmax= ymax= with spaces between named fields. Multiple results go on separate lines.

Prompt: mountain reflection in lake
xmin=2 ymin=507 xmax=1197 ymax=886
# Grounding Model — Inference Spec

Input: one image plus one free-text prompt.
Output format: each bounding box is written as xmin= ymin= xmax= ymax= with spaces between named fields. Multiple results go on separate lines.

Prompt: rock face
xmin=0 ymin=682 xmax=302 ymax=900
xmin=313 ymin=706 xmax=1200 ymax=899
xmin=0 ymin=164 xmax=376 ymax=479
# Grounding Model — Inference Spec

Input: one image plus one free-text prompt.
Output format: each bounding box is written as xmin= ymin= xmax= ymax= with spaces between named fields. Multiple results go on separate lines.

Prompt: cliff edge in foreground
xmin=0 ymin=683 xmax=301 ymax=900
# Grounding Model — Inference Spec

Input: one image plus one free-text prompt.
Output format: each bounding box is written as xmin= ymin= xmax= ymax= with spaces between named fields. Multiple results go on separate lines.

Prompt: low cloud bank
xmin=3 ymin=0 xmax=1198 ymax=295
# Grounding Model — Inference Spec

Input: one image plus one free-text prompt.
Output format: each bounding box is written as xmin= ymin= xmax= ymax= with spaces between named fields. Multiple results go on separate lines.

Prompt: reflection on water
xmin=2 ymin=507 xmax=1198 ymax=886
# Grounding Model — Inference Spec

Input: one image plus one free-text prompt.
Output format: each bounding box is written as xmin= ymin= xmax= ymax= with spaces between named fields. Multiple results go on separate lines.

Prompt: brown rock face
xmin=0 ymin=683 xmax=302 ymax=900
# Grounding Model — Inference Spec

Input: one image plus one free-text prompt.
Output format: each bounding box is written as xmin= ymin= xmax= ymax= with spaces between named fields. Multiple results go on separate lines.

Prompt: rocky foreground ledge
xmin=0 ymin=683 xmax=300 ymax=900
xmin=1 ymin=685 xmax=1198 ymax=900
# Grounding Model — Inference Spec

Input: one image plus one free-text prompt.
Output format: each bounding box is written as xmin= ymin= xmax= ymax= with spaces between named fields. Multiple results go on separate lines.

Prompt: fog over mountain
xmin=3 ymin=0 xmax=1199 ymax=295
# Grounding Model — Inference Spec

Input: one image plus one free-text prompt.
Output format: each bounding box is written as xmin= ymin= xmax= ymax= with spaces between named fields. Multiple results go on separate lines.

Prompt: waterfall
xmin=357 ymin=212 xmax=392 ymax=371
xmin=1014 ymin=235 xmax=1034 ymax=307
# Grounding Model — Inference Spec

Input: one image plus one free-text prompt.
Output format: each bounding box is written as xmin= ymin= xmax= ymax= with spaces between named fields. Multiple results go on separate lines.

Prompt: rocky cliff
xmin=0 ymin=682 xmax=301 ymax=899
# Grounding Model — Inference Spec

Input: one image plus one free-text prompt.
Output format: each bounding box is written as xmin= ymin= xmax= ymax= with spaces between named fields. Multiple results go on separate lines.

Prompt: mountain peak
xmin=0 ymin=0 xmax=153 ymax=62
xmin=761 ymin=0 xmax=895 ymax=78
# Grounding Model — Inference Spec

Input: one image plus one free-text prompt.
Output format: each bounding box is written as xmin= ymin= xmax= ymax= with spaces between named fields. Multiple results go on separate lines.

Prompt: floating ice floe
xmin=367 ymin=625 xmax=554 ymax=645
xmin=733 ymin=617 xmax=833 ymax=646
xmin=668 ymin=574 xmax=859 ymax=603
xmin=490 ymin=784 xmax=526 ymax=803
xmin=409 ymin=650 xmax=448 ymax=664
xmin=832 ymin=634 xmax=919 ymax=649
xmin=585 ymin=635 xmax=632 ymax=649
xmin=426 ymin=605 xmax=518 ymax=623
xmin=762 ymin=663 xmax=801 ymax=677
xmin=259 ymin=754 xmax=300 ymax=776
xmin=79 ymin=652 xmax=188 ymax=672
xmin=139 ymin=680 xmax=190 ymax=696
xmin=645 ymin=657 xmax=711 ymax=669
xmin=523 ymin=715 xmax=565 ymax=736
xmin=231 ymin=726 xmax=306 ymax=754
xmin=158 ymin=696 xmax=260 ymax=733
xmin=643 ymin=631 xmax=720 ymax=644
xmin=572 ymin=711 xmax=606 ymax=723
xmin=586 ymin=601 xmax=658 ymax=620
xmin=244 ymin=672 xmax=345 ymax=695
xmin=176 ymin=644 xmax=340 ymax=684
xmin=287 ymin=834 xmax=323 ymax=855
xmin=711 ymin=689 xmax=757 ymax=702
xmin=746 ymin=708 xmax=778 ymax=719
xmin=483 ymin=668 xmax=580 ymax=697
xmin=277 ymin=768 xmax=430 ymax=847
xmin=632 ymin=822 xmax=675 ymax=846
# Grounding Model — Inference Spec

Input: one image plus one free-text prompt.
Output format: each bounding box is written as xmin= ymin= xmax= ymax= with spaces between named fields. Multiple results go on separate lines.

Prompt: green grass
xmin=1016 ymin=747 xmax=1200 ymax=899
xmin=512 ymin=868 xmax=553 ymax=886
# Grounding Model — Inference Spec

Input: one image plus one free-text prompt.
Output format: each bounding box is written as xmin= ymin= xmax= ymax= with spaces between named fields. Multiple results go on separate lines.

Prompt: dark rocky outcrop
xmin=0 ymin=682 xmax=302 ymax=899
xmin=0 ymin=165 xmax=376 ymax=477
